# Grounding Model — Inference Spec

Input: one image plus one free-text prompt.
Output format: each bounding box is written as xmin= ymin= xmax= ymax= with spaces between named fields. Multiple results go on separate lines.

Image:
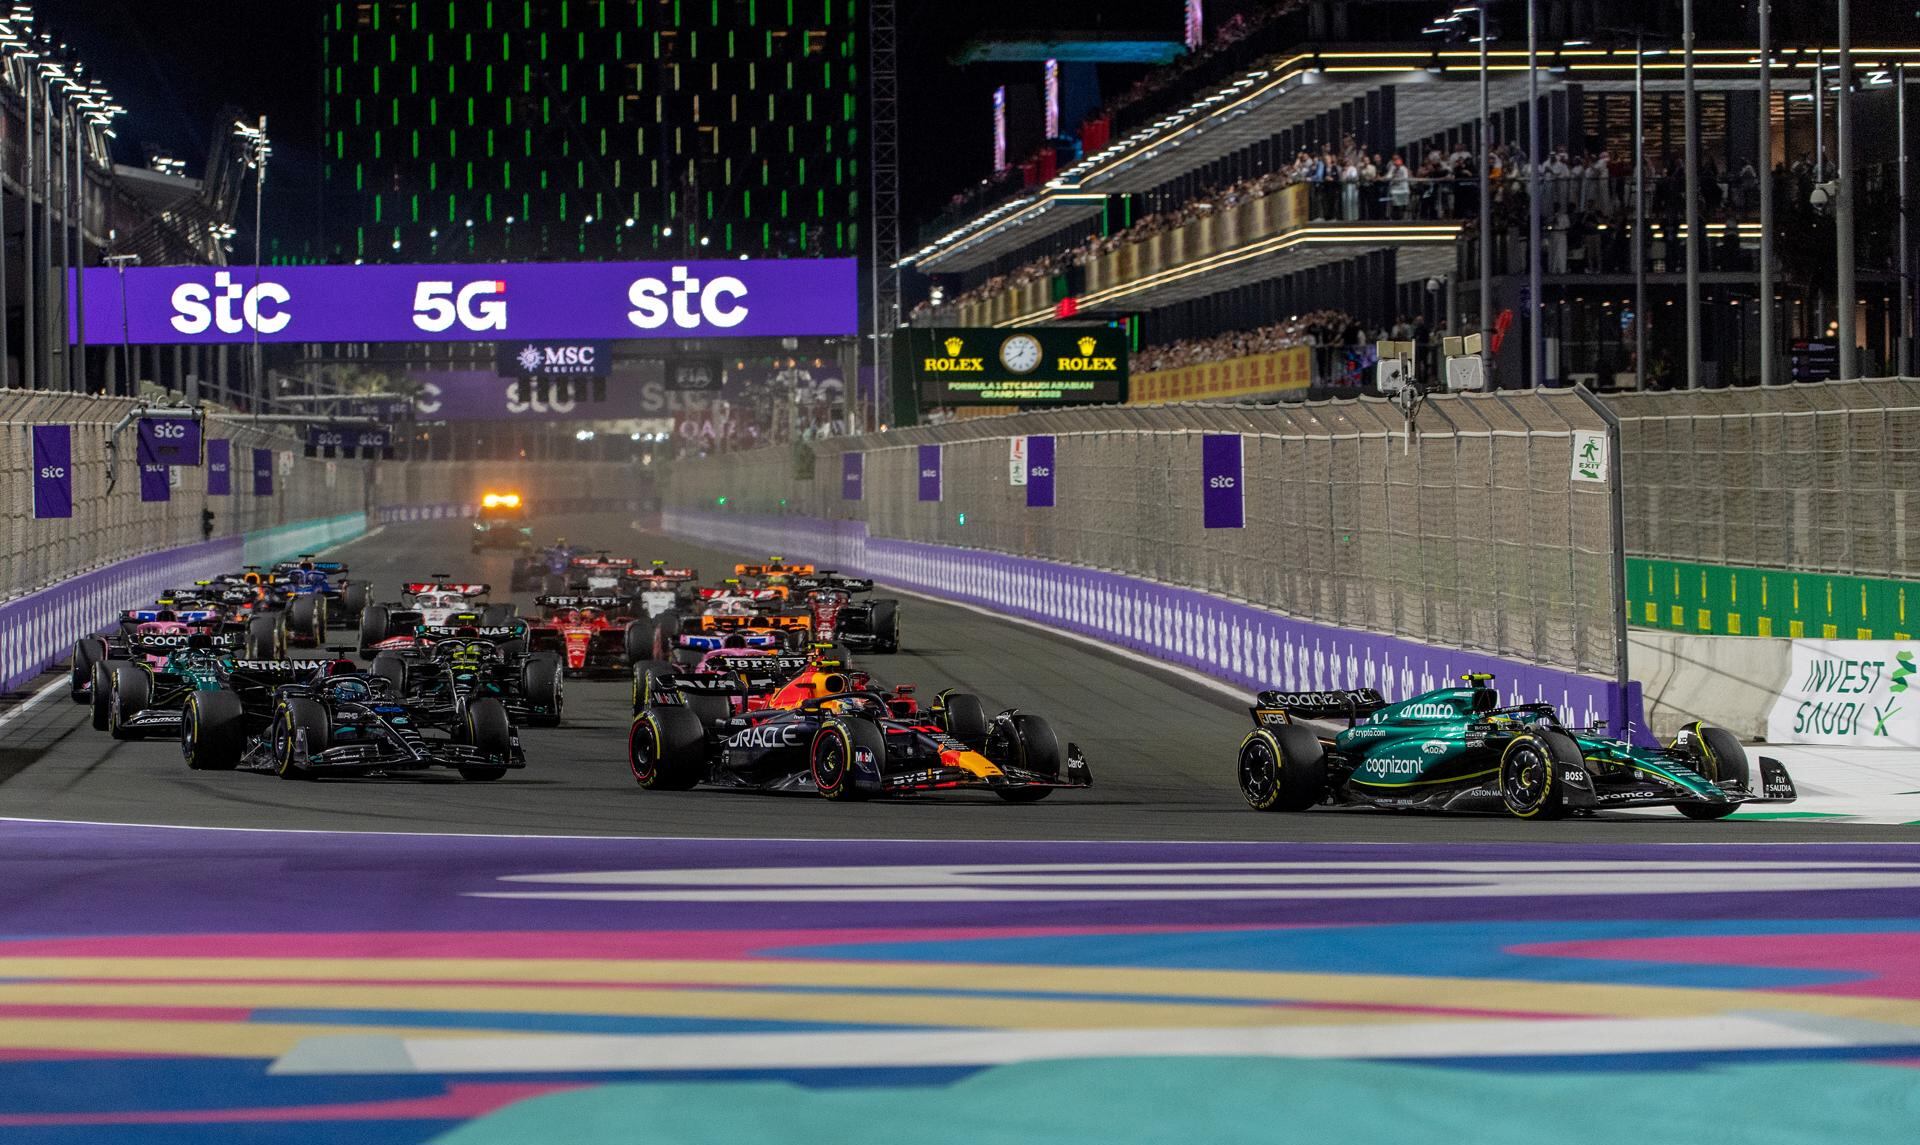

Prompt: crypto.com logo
xmin=170 ymin=271 xmax=292 ymax=335
xmin=627 ymin=266 xmax=749 ymax=330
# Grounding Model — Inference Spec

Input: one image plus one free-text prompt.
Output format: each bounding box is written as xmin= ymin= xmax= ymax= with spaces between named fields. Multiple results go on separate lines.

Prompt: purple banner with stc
xmin=306 ymin=426 xmax=390 ymax=451
xmin=410 ymin=368 xmax=668 ymax=421
xmin=841 ymin=452 xmax=863 ymax=501
xmin=1201 ymin=433 xmax=1244 ymax=529
xmin=206 ymin=439 xmax=231 ymax=496
xmin=70 ymin=259 xmax=859 ymax=345
xmin=31 ymin=425 xmax=73 ymax=519
xmin=139 ymin=463 xmax=170 ymax=503
xmin=917 ymin=444 xmax=942 ymax=502
xmin=135 ymin=416 xmax=201 ymax=467
xmin=253 ymin=448 xmax=274 ymax=496
xmin=1026 ymin=434 xmax=1056 ymax=508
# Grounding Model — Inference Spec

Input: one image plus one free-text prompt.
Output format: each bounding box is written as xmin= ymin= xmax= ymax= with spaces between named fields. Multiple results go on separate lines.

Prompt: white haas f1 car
xmin=357 ymin=578 xmax=517 ymax=658
xmin=792 ymin=572 xmax=901 ymax=654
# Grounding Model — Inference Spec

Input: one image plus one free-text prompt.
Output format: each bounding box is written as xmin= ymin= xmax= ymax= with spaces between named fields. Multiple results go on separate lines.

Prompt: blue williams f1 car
xmin=1236 ymin=673 xmax=1797 ymax=820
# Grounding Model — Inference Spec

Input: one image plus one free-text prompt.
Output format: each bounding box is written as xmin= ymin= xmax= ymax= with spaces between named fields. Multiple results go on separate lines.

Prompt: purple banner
xmin=917 ymin=444 xmax=942 ymax=502
xmin=206 ymin=438 xmax=231 ymax=495
xmin=1201 ymin=433 xmax=1243 ymax=529
xmin=252 ymin=448 xmax=274 ymax=496
xmin=842 ymin=451 xmax=864 ymax=501
xmin=135 ymin=415 xmax=201 ymax=467
xmin=30 ymin=424 xmax=73 ymax=519
xmin=71 ymin=259 xmax=859 ymax=345
xmin=1027 ymin=434 xmax=1056 ymax=508
xmin=306 ymin=425 xmax=390 ymax=452
xmin=139 ymin=463 xmax=170 ymax=503
xmin=411 ymin=368 xmax=668 ymax=422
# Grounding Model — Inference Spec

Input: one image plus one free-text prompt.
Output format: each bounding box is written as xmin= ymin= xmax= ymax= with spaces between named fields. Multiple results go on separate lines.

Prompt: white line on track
xmin=0 ymin=677 xmax=74 ymax=733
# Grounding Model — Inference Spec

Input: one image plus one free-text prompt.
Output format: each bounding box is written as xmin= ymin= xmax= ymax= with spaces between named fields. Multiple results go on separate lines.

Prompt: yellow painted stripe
xmin=0 ymin=1019 xmax=505 ymax=1058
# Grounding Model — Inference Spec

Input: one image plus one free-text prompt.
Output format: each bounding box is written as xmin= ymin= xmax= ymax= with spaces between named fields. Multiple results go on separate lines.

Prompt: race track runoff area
xmin=2 ymin=513 xmax=1919 ymax=1142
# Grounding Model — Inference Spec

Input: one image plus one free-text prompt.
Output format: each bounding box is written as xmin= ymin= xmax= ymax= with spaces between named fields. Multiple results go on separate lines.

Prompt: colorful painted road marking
xmin=1 ymin=821 xmax=1918 ymax=1142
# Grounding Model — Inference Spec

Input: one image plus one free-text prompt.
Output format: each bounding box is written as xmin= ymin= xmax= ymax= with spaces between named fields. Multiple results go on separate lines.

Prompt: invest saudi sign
xmin=67 ymin=259 xmax=858 ymax=344
xmin=911 ymin=327 xmax=1128 ymax=405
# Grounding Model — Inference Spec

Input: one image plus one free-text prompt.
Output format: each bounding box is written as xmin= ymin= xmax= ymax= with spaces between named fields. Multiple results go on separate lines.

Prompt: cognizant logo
xmin=170 ymin=271 xmax=292 ymax=335
xmin=627 ymin=267 xmax=749 ymax=330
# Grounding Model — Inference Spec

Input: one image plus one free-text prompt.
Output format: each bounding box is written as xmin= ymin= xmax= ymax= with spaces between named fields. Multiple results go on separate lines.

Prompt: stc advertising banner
xmin=70 ymin=259 xmax=859 ymax=344
xmin=31 ymin=425 xmax=73 ymax=519
xmin=1201 ymin=433 xmax=1243 ymax=529
xmin=253 ymin=448 xmax=274 ymax=496
xmin=206 ymin=439 xmax=231 ymax=495
xmin=841 ymin=452 xmax=863 ymax=501
xmin=1026 ymin=434 xmax=1056 ymax=508
xmin=1767 ymin=640 xmax=1920 ymax=747
xmin=917 ymin=444 xmax=942 ymax=502
xmin=139 ymin=463 xmax=170 ymax=503
xmin=135 ymin=415 xmax=202 ymax=466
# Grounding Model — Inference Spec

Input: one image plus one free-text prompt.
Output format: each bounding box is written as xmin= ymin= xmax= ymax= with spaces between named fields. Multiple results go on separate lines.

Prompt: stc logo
xmin=627 ymin=267 xmax=748 ymax=330
xmin=170 ymin=271 xmax=292 ymax=335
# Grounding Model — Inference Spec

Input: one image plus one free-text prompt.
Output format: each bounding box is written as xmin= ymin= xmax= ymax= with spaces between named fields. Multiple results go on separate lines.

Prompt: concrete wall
xmin=1628 ymin=630 xmax=1793 ymax=741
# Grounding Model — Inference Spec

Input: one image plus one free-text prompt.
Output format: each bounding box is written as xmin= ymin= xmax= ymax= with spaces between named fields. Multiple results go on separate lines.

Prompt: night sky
xmin=47 ymin=0 xmax=1236 ymax=250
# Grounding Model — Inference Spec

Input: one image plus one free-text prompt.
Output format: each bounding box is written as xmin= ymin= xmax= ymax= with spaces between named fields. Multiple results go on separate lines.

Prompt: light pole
xmin=233 ymin=118 xmax=271 ymax=407
xmin=1759 ymin=4 xmax=1777 ymax=384
xmin=0 ymin=19 xmax=30 ymax=389
xmin=1635 ymin=36 xmax=1647 ymax=388
xmin=1835 ymin=0 xmax=1856 ymax=379
xmin=1525 ymin=0 xmax=1543 ymax=387
xmin=1897 ymin=63 xmax=1909 ymax=376
xmin=1683 ymin=0 xmax=1700 ymax=389
xmin=103 ymin=253 xmax=136 ymax=393
xmin=1477 ymin=3 xmax=1491 ymax=381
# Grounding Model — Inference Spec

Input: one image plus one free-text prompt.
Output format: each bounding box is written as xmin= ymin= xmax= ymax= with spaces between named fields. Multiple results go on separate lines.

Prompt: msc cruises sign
xmin=68 ymin=259 xmax=859 ymax=345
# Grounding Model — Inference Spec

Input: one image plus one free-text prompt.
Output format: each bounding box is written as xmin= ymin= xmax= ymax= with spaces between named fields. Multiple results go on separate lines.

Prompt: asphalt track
xmin=1 ymin=509 xmax=1913 ymax=842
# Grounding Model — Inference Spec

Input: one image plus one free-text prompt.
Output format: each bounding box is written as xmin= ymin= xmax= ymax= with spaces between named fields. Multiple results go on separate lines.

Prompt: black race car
xmin=792 ymin=572 xmax=901 ymax=654
xmin=629 ymin=670 xmax=1092 ymax=801
xmin=88 ymin=637 xmax=294 ymax=741
xmin=182 ymin=669 xmax=525 ymax=781
xmin=370 ymin=626 xmax=564 ymax=728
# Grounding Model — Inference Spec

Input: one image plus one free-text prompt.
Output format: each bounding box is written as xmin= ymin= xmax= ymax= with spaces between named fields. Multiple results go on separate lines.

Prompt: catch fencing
xmin=667 ymin=391 xmax=1619 ymax=676
xmin=0 ymin=391 xmax=370 ymax=605
xmin=1610 ymin=378 xmax=1920 ymax=579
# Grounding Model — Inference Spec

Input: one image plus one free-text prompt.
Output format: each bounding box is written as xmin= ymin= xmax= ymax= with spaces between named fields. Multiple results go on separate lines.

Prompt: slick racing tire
xmin=622 ymin=619 xmax=654 ymax=667
xmin=339 ymin=583 xmax=370 ymax=625
xmin=275 ymin=698 xmax=331 ymax=780
xmin=247 ymin=613 xmax=285 ymax=661
xmin=90 ymin=661 xmax=114 ymax=731
xmin=370 ymin=653 xmax=410 ymax=698
xmin=71 ymin=637 xmax=106 ymax=703
xmin=1238 ymin=724 xmax=1327 ymax=812
xmin=460 ymin=698 xmax=513 ymax=781
xmin=182 ymin=689 xmax=246 ymax=770
xmin=1675 ymin=723 xmax=1751 ymax=821
xmin=868 ymin=600 xmax=900 ymax=654
xmin=481 ymin=604 xmax=518 ymax=626
xmin=107 ymin=662 xmax=151 ymax=741
xmin=1499 ymin=731 xmax=1579 ymax=820
xmin=994 ymin=712 xmax=1063 ymax=803
xmin=650 ymin=612 xmax=684 ymax=661
xmin=520 ymin=653 xmax=564 ymax=728
xmin=357 ymin=605 xmax=391 ymax=659
xmin=936 ymin=691 xmax=990 ymax=749
xmin=811 ymin=716 xmax=885 ymax=801
xmin=630 ymin=704 xmax=705 ymax=790
xmin=288 ymin=595 xmax=324 ymax=642
xmin=631 ymin=660 xmax=675 ymax=713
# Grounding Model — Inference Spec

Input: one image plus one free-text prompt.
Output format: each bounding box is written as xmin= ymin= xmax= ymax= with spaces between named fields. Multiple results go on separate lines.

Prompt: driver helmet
xmin=186 ymin=633 xmax=215 ymax=651
xmin=723 ymin=633 xmax=749 ymax=649
xmin=326 ymin=676 xmax=372 ymax=702
xmin=555 ymin=537 xmax=569 ymax=548
xmin=299 ymin=560 xmax=316 ymax=571
xmin=243 ymin=572 xmax=263 ymax=586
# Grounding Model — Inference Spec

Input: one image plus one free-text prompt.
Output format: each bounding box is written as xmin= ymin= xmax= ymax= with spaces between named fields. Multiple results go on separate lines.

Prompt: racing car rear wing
xmin=535 ymin=595 xmax=624 ymax=610
xmin=734 ymin=562 xmax=815 ymax=577
xmin=640 ymin=564 xmax=698 ymax=581
xmin=404 ymin=582 xmax=490 ymax=596
xmin=414 ymin=623 xmax=526 ymax=640
xmin=694 ymin=614 xmax=811 ymax=632
xmin=1252 ymin=688 xmax=1388 ymax=727
xmin=793 ymin=573 xmax=874 ymax=594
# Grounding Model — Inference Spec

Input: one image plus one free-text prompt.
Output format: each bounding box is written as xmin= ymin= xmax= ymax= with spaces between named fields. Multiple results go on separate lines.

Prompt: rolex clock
xmin=998 ymin=333 xmax=1044 ymax=374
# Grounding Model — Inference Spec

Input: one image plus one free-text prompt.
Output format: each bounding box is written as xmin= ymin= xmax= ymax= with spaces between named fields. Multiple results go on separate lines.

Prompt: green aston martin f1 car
xmin=1236 ymin=673 xmax=1797 ymax=820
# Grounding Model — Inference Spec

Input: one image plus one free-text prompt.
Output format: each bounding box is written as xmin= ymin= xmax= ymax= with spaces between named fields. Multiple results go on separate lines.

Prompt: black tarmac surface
xmin=1 ymin=511 xmax=1910 ymax=841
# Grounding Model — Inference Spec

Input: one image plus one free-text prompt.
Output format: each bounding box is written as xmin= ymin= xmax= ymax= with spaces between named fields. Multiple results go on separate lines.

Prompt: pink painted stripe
xmin=1512 ymin=933 xmax=1920 ymax=999
xmin=0 ymin=1082 xmax=582 ymax=1126
xmin=0 ymin=1003 xmax=254 ymax=1022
